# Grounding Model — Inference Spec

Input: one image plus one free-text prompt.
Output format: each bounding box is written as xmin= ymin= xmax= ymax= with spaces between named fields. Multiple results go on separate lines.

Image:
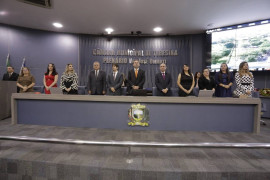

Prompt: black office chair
xmin=261 ymin=103 xmax=267 ymax=125
xmin=252 ymin=91 xmax=267 ymax=126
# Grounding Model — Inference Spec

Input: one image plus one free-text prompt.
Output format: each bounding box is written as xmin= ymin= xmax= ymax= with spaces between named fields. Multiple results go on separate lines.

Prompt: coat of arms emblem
xmin=128 ymin=104 xmax=149 ymax=126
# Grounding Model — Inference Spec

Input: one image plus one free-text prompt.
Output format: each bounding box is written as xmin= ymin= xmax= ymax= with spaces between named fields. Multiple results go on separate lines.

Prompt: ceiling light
xmin=0 ymin=11 xmax=7 ymax=15
xmin=53 ymin=22 xmax=63 ymax=28
xmin=261 ymin=20 xmax=268 ymax=24
xmin=105 ymin=28 xmax=114 ymax=34
xmin=153 ymin=27 xmax=163 ymax=32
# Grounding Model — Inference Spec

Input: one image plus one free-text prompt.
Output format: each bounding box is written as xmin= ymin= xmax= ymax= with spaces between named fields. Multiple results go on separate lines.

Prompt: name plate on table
xmin=128 ymin=104 xmax=149 ymax=126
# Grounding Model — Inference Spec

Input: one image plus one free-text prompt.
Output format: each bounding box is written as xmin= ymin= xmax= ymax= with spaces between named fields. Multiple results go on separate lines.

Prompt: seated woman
xmin=177 ymin=64 xmax=194 ymax=96
xmin=194 ymin=71 xmax=201 ymax=88
xmin=43 ymin=63 xmax=58 ymax=94
xmin=215 ymin=63 xmax=234 ymax=97
xmin=17 ymin=67 xmax=35 ymax=93
xmin=60 ymin=64 xmax=78 ymax=94
xmin=199 ymin=68 xmax=216 ymax=91
xmin=234 ymin=61 xmax=254 ymax=98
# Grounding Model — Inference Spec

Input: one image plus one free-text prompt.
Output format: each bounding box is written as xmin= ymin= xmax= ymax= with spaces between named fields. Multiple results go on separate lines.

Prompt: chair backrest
xmin=50 ymin=88 xmax=62 ymax=94
xmin=33 ymin=86 xmax=44 ymax=93
xmin=252 ymin=91 xmax=260 ymax=98
xmin=261 ymin=103 xmax=267 ymax=112
xmin=121 ymin=87 xmax=127 ymax=95
xmin=78 ymin=86 xmax=87 ymax=95
xmin=131 ymin=89 xmax=147 ymax=96
xmin=152 ymin=87 xmax=157 ymax=96
xmin=193 ymin=87 xmax=199 ymax=97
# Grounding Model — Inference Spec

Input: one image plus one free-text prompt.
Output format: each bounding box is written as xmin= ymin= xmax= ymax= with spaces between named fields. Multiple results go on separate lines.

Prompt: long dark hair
xmin=219 ymin=63 xmax=230 ymax=81
xmin=45 ymin=63 xmax=58 ymax=76
xmin=194 ymin=72 xmax=201 ymax=79
xmin=181 ymin=64 xmax=191 ymax=76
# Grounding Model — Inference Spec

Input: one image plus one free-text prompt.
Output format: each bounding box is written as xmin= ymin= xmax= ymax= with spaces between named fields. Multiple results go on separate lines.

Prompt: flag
xmin=6 ymin=54 xmax=10 ymax=67
xmin=20 ymin=57 xmax=26 ymax=75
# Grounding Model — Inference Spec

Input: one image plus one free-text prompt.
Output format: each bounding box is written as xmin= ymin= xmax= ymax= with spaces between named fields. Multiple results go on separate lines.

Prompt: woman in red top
xmin=43 ymin=63 xmax=58 ymax=94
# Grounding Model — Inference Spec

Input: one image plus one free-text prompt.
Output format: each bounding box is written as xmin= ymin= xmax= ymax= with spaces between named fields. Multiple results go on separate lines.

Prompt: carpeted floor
xmin=0 ymin=118 xmax=270 ymax=180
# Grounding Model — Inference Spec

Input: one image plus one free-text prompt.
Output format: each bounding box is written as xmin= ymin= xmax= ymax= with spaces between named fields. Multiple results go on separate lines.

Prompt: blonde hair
xmin=64 ymin=63 xmax=75 ymax=75
xmin=238 ymin=61 xmax=252 ymax=77
xmin=20 ymin=67 xmax=31 ymax=77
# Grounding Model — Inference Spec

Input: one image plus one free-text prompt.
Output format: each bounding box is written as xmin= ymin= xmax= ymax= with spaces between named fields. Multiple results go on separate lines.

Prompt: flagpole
xmin=20 ymin=57 xmax=26 ymax=75
xmin=6 ymin=53 xmax=10 ymax=67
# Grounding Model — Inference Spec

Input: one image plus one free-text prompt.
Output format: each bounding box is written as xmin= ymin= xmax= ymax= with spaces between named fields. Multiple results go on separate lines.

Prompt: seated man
xmin=127 ymin=59 xmax=145 ymax=95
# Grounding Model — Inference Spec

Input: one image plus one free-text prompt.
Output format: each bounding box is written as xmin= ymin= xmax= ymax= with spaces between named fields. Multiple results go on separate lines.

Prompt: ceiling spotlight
xmin=105 ymin=28 xmax=114 ymax=34
xmin=53 ymin=22 xmax=63 ymax=28
xmin=261 ymin=20 xmax=269 ymax=24
xmin=153 ymin=27 xmax=163 ymax=32
xmin=0 ymin=11 xmax=7 ymax=15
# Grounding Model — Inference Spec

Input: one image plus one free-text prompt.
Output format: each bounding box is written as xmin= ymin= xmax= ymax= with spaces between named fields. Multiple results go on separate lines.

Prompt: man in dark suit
xmin=155 ymin=63 xmax=172 ymax=96
xmin=127 ymin=59 xmax=145 ymax=94
xmin=3 ymin=66 xmax=20 ymax=93
xmin=107 ymin=63 xmax=123 ymax=95
xmin=2 ymin=66 xmax=19 ymax=81
xmin=87 ymin=61 xmax=106 ymax=95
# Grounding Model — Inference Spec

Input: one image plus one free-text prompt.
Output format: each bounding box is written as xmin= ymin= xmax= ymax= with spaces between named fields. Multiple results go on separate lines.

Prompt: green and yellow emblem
xmin=128 ymin=104 xmax=149 ymax=126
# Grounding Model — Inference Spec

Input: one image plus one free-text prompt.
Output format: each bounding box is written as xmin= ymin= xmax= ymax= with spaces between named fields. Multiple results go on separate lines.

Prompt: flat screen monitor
xmin=210 ymin=23 xmax=270 ymax=71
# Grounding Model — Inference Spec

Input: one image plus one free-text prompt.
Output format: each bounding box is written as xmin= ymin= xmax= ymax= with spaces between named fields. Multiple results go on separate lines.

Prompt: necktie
xmin=9 ymin=73 xmax=11 ymax=78
xmin=162 ymin=73 xmax=165 ymax=80
xmin=95 ymin=70 xmax=98 ymax=79
xmin=135 ymin=69 xmax=138 ymax=78
xmin=113 ymin=72 xmax=116 ymax=80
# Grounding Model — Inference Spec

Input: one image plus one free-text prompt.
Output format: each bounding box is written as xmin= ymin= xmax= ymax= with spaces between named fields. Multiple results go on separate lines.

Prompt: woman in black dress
xmin=60 ymin=64 xmax=78 ymax=94
xmin=199 ymin=68 xmax=216 ymax=91
xmin=177 ymin=64 xmax=195 ymax=96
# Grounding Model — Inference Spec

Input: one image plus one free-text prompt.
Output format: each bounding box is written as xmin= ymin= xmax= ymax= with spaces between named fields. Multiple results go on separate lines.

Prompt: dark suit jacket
xmin=107 ymin=72 xmax=124 ymax=95
xmin=127 ymin=69 xmax=145 ymax=93
xmin=198 ymin=76 xmax=216 ymax=90
xmin=2 ymin=72 xmax=19 ymax=81
xmin=155 ymin=72 xmax=172 ymax=96
xmin=87 ymin=70 xmax=106 ymax=95
xmin=3 ymin=72 xmax=20 ymax=93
